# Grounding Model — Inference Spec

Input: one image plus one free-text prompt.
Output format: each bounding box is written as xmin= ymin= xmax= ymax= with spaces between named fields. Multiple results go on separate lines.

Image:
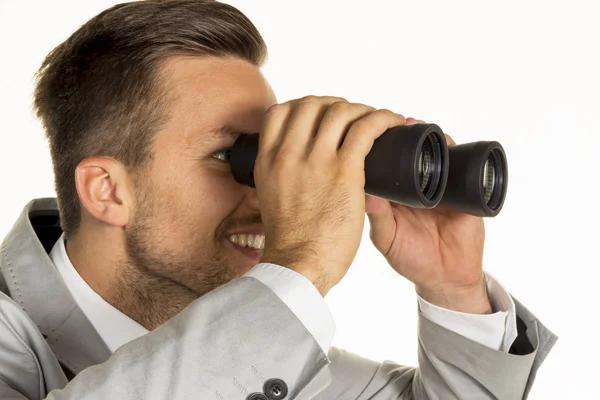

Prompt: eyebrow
xmin=208 ymin=125 xmax=256 ymax=141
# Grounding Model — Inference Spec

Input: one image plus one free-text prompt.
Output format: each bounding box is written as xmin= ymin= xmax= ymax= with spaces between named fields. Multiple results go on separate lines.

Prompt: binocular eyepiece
xmin=225 ymin=123 xmax=508 ymax=217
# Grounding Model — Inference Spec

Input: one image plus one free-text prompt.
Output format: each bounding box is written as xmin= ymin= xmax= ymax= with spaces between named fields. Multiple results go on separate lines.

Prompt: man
xmin=0 ymin=0 xmax=556 ymax=399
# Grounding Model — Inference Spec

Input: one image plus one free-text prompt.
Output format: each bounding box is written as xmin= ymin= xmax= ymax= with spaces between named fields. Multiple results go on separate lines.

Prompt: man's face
xmin=125 ymin=56 xmax=277 ymax=297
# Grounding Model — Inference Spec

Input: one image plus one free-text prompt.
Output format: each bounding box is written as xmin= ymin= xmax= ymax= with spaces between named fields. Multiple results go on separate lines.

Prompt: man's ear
xmin=75 ymin=157 xmax=135 ymax=227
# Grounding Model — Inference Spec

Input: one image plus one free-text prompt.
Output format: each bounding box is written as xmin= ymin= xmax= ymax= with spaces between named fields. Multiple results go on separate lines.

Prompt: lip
xmin=225 ymin=237 xmax=263 ymax=263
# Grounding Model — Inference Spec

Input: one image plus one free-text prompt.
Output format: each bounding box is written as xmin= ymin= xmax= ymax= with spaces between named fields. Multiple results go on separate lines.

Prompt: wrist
xmin=416 ymin=276 xmax=492 ymax=314
xmin=260 ymin=252 xmax=332 ymax=297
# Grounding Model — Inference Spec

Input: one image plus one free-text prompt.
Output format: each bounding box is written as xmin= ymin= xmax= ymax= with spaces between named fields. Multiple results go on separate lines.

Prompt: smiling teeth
xmin=228 ymin=234 xmax=265 ymax=250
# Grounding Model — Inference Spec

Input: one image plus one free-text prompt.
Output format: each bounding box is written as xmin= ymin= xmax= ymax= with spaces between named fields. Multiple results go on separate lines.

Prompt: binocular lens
xmin=482 ymin=148 xmax=506 ymax=212
xmin=419 ymin=134 xmax=444 ymax=201
xmin=483 ymin=157 xmax=495 ymax=204
xmin=418 ymin=141 xmax=431 ymax=191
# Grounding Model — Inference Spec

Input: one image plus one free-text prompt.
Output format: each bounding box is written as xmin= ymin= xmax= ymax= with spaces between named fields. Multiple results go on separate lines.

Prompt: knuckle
xmin=350 ymin=118 xmax=371 ymax=133
xmin=330 ymin=96 xmax=348 ymax=103
xmin=376 ymin=108 xmax=397 ymax=119
xmin=323 ymin=101 xmax=351 ymax=121
xmin=265 ymin=103 xmax=288 ymax=118
xmin=329 ymin=100 xmax=349 ymax=113
xmin=300 ymin=95 xmax=319 ymax=102
xmin=297 ymin=95 xmax=320 ymax=109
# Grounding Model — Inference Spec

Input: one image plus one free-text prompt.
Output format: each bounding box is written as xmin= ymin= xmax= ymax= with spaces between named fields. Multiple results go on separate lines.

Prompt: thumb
xmin=365 ymin=194 xmax=395 ymax=255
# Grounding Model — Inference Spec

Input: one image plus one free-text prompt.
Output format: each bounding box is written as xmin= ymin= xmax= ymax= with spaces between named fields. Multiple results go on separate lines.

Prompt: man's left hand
xmin=365 ymin=118 xmax=492 ymax=314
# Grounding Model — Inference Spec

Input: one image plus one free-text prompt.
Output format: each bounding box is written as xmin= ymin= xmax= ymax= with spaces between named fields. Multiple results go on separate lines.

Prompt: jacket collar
xmin=0 ymin=198 xmax=111 ymax=375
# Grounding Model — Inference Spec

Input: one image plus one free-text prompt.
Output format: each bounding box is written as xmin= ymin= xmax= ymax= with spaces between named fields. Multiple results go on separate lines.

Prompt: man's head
xmin=34 ymin=0 xmax=276 ymax=327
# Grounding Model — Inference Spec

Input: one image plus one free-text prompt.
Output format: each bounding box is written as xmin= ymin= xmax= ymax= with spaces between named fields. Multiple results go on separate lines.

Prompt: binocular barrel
xmin=225 ymin=123 xmax=508 ymax=217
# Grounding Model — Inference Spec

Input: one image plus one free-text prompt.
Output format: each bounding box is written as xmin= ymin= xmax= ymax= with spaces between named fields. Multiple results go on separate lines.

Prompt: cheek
xmin=178 ymin=171 xmax=240 ymax=218
xmin=154 ymin=171 xmax=242 ymax=247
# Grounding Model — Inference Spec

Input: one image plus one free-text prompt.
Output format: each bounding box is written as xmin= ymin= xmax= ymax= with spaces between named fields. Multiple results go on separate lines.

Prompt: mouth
xmin=224 ymin=237 xmax=263 ymax=264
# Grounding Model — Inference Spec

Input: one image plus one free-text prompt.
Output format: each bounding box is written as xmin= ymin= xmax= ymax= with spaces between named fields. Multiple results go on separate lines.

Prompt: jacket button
xmin=263 ymin=378 xmax=288 ymax=399
xmin=246 ymin=393 xmax=269 ymax=400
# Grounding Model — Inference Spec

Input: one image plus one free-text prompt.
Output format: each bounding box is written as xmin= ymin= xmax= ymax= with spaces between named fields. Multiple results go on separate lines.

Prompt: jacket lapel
xmin=0 ymin=198 xmax=111 ymax=375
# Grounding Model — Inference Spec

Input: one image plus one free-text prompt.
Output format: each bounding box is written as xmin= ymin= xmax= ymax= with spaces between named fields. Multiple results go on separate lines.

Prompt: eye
xmin=211 ymin=148 xmax=231 ymax=163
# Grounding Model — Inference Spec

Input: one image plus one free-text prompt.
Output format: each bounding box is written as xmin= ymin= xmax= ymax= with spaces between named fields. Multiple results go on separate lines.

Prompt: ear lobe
xmin=75 ymin=157 xmax=132 ymax=227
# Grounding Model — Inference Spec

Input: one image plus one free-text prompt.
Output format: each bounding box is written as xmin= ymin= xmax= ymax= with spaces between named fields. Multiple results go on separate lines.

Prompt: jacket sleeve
xmin=0 ymin=385 xmax=30 ymax=400
xmin=0 ymin=292 xmax=66 ymax=400
xmin=0 ymin=275 xmax=557 ymax=400
xmin=46 ymin=276 xmax=329 ymax=399
xmin=310 ymin=296 xmax=558 ymax=400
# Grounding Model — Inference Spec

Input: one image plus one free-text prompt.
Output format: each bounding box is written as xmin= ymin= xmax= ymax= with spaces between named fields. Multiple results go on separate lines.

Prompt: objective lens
xmin=484 ymin=149 xmax=505 ymax=211
xmin=418 ymin=144 xmax=431 ymax=191
xmin=419 ymin=134 xmax=443 ymax=200
xmin=483 ymin=157 xmax=495 ymax=204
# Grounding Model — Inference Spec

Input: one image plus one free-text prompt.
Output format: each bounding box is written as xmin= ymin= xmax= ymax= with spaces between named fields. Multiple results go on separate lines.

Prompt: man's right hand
xmin=255 ymin=95 xmax=407 ymax=296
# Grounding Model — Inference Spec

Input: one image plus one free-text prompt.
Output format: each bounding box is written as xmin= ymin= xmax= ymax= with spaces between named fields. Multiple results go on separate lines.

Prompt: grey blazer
xmin=0 ymin=198 xmax=557 ymax=399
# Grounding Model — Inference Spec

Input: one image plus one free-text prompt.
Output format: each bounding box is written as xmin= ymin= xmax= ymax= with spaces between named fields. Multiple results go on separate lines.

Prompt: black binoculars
xmin=225 ymin=123 xmax=508 ymax=217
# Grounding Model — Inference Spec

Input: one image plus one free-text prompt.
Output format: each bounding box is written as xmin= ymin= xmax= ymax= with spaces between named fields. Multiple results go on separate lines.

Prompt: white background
xmin=1 ymin=1 xmax=598 ymax=398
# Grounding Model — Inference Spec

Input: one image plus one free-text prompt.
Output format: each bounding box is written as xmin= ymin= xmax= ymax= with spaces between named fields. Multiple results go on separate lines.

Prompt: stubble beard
xmin=111 ymin=190 xmax=238 ymax=331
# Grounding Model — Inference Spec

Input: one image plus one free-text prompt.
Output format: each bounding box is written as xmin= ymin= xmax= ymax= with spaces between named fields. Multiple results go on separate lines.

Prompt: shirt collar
xmin=50 ymin=233 xmax=149 ymax=352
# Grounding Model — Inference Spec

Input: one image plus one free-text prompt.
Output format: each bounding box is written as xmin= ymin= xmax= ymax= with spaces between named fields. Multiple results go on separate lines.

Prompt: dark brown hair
xmin=34 ymin=0 xmax=268 ymax=239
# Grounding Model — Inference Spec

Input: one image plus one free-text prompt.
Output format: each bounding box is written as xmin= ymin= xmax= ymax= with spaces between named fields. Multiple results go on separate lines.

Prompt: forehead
xmin=157 ymin=55 xmax=276 ymax=148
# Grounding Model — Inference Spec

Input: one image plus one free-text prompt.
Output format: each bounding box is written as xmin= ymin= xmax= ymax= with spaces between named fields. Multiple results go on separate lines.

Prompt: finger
xmin=365 ymin=194 xmax=395 ymax=256
xmin=309 ymin=102 xmax=376 ymax=160
xmin=259 ymin=101 xmax=294 ymax=158
xmin=338 ymin=109 xmax=406 ymax=167
xmin=278 ymin=95 xmax=347 ymax=159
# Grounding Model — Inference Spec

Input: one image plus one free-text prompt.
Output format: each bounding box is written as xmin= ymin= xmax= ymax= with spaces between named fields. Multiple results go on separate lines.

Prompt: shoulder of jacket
xmin=0 ymin=291 xmax=44 ymax=397
xmin=0 ymin=291 xmax=41 ymax=356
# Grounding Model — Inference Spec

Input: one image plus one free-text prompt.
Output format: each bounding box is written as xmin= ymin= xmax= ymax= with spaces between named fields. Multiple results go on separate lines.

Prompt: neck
xmin=66 ymin=228 xmax=197 ymax=330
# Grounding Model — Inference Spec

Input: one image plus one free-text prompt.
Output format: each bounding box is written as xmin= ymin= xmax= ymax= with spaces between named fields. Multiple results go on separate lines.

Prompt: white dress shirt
xmin=50 ymin=234 xmax=149 ymax=352
xmin=50 ymin=233 xmax=517 ymax=354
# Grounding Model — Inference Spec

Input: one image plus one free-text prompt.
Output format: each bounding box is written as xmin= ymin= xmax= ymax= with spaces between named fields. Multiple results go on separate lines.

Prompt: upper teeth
xmin=228 ymin=234 xmax=265 ymax=250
